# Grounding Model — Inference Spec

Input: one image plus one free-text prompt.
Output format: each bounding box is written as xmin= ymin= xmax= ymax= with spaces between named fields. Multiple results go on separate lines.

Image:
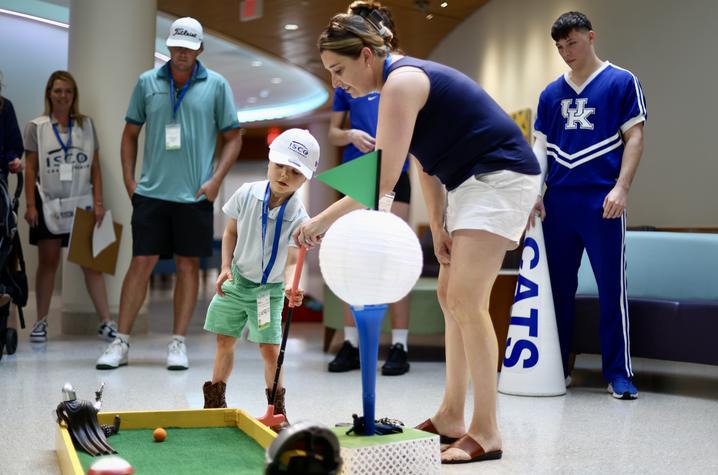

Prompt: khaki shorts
xmin=446 ymin=170 xmax=540 ymax=248
xmin=203 ymin=269 xmax=285 ymax=344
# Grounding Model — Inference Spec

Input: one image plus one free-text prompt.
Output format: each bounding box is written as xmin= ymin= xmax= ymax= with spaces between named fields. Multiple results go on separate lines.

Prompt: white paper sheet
xmin=92 ymin=209 xmax=116 ymax=258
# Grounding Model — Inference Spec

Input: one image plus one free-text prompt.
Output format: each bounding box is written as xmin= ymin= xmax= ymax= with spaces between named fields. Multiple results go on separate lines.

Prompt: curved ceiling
xmin=0 ymin=0 xmax=331 ymax=123
xmin=159 ymin=0 xmax=490 ymax=87
xmin=154 ymin=14 xmax=329 ymax=123
xmin=2 ymin=0 xmax=490 ymax=126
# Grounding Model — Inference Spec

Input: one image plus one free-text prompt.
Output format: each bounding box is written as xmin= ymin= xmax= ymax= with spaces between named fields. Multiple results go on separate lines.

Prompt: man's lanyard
xmin=260 ymin=183 xmax=288 ymax=285
xmin=169 ymin=63 xmax=197 ymax=121
xmin=51 ymin=118 xmax=73 ymax=158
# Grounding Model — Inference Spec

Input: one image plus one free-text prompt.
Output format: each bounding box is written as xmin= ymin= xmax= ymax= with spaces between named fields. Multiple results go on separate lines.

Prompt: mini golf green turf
xmin=332 ymin=426 xmax=436 ymax=447
xmin=77 ymin=427 xmax=265 ymax=474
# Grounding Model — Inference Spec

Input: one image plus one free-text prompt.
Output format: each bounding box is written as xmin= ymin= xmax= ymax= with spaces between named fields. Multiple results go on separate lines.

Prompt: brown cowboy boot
xmin=203 ymin=381 xmax=227 ymax=408
xmin=265 ymin=387 xmax=289 ymax=432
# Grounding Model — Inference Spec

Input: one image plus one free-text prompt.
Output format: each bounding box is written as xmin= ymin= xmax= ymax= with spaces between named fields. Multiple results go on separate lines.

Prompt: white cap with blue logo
xmin=268 ymin=129 xmax=320 ymax=179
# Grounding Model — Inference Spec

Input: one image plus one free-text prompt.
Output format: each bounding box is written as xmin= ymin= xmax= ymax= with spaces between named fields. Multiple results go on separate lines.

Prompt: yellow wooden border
xmin=56 ymin=408 xmax=276 ymax=475
xmin=56 ymin=422 xmax=84 ymax=475
xmin=236 ymin=409 xmax=277 ymax=449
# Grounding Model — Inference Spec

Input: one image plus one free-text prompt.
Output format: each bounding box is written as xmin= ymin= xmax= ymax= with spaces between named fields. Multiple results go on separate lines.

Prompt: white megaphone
xmin=498 ymin=219 xmax=566 ymax=396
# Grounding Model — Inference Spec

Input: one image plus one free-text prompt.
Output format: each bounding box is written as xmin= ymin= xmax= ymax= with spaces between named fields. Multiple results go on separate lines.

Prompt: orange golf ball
xmin=153 ymin=427 xmax=167 ymax=442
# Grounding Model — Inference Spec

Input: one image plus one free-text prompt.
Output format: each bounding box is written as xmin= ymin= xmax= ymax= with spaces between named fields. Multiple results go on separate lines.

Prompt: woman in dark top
xmin=0 ymin=82 xmax=23 ymax=299
xmin=297 ymin=13 xmax=541 ymax=464
xmin=0 ymin=90 xmax=24 ymax=175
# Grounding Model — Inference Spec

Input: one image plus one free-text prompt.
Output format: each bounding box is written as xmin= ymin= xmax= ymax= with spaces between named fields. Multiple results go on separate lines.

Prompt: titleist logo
xmin=173 ymin=27 xmax=198 ymax=38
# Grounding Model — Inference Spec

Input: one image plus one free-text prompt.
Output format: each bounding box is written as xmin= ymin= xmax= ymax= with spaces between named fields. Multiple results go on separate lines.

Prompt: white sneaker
xmin=30 ymin=319 xmax=48 ymax=343
xmin=97 ymin=321 xmax=118 ymax=342
xmin=96 ymin=338 xmax=129 ymax=369
xmin=167 ymin=338 xmax=189 ymax=370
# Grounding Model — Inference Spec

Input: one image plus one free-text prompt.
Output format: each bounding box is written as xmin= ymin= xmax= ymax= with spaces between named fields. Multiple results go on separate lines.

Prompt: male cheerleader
xmin=531 ymin=11 xmax=647 ymax=399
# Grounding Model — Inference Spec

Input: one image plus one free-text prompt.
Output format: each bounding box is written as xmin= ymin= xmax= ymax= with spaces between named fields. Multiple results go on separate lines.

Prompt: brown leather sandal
xmin=441 ymin=434 xmax=503 ymax=464
xmin=414 ymin=418 xmax=460 ymax=445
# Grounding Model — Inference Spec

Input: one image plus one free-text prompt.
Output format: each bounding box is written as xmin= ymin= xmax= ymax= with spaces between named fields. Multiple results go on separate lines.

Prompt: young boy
xmin=202 ymin=129 xmax=320 ymax=430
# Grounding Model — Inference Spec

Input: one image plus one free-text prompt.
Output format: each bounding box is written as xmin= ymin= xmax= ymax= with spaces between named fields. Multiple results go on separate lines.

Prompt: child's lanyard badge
xmin=52 ymin=118 xmax=74 ymax=182
xmin=165 ymin=63 xmax=196 ymax=151
xmin=258 ymin=183 xmax=288 ymax=329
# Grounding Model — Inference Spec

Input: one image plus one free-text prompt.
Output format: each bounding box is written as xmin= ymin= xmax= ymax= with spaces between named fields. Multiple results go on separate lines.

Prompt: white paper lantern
xmin=319 ymin=210 xmax=423 ymax=306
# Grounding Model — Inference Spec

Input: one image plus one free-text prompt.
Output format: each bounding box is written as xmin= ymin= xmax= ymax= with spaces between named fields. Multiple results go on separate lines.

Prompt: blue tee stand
xmin=350 ymin=303 xmax=388 ymax=436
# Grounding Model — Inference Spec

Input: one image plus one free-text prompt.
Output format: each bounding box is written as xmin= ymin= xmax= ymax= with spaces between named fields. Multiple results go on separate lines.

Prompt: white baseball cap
xmin=268 ymin=129 xmax=320 ymax=179
xmin=166 ymin=17 xmax=203 ymax=50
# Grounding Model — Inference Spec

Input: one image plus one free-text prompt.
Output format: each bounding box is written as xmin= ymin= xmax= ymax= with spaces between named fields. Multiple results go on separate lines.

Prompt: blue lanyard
xmin=383 ymin=54 xmax=392 ymax=81
xmin=51 ymin=118 xmax=73 ymax=157
xmin=261 ymin=183 xmax=288 ymax=285
xmin=169 ymin=63 xmax=196 ymax=121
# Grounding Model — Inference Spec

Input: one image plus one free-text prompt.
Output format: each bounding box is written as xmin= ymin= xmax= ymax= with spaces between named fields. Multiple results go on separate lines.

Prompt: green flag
xmin=316 ymin=150 xmax=380 ymax=209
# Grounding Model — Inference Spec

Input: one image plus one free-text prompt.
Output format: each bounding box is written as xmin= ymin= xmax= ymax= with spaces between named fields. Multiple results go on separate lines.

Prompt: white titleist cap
xmin=166 ymin=17 xmax=203 ymax=50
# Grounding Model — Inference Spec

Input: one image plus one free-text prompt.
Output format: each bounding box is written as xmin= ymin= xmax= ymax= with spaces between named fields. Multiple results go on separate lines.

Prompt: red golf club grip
xmin=289 ymin=246 xmax=307 ymax=307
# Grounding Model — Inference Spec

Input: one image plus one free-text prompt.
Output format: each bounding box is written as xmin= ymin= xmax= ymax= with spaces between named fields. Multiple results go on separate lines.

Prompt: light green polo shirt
xmin=125 ymin=61 xmax=240 ymax=203
xmin=223 ymin=180 xmax=309 ymax=284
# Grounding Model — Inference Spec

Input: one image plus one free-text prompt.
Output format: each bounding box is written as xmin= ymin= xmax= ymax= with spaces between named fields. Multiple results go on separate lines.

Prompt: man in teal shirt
xmin=97 ymin=17 xmax=243 ymax=371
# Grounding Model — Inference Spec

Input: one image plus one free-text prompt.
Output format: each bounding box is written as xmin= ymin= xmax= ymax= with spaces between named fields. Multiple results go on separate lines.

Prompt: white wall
xmin=0 ymin=14 xmax=67 ymax=129
xmin=1 ymin=13 xmax=69 ymax=291
xmin=419 ymin=0 xmax=718 ymax=227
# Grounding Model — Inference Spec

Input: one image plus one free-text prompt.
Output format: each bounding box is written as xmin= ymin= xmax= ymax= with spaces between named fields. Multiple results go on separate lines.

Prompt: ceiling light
xmin=426 ymin=13 xmax=434 ymax=20
xmin=251 ymin=60 xmax=262 ymax=67
xmin=271 ymin=77 xmax=282 ymax=84
xmin=1 ymin=10 xmax=172 ymax=64
xmin=259 ymin=89 xmax=270 ymax=98
xmin=284 ymin=24 xmax=299 ymax=31
xmin=0 ymin=8 xmax=68 ymax=28
xmin=237 ymin=90 xmax=328 ymax=122
xmin=440 ymin=2 xmax=448 ymax=7
xmin=247 ymin=97 xmax=258 ymax=104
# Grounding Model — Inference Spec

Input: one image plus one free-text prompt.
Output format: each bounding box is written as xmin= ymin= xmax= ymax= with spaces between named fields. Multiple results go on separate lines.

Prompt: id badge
xmin=165 ymin=124 xmax=181 ymax=150
xmin=59 ymin=163 xmax=73 ymax=182
xmin=257 ymin=290 xmax=271 ymax=329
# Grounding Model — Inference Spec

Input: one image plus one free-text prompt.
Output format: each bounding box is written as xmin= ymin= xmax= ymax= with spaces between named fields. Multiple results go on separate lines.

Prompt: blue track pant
xmin=543 ymin=186 xmax=633 ymax=381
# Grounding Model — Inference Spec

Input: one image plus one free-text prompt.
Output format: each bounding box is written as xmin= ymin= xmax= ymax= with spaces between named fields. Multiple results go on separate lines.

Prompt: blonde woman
xmin=23 ymin=70 xmax=115 ymax=343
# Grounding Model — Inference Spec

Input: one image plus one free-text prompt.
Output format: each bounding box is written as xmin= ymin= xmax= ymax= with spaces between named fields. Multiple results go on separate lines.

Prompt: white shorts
xmin=446 ymin=170 xmax=540 ymax=248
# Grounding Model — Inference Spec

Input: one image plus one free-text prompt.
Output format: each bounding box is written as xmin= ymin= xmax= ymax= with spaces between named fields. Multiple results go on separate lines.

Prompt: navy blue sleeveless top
xmin=384 ymin=57 xmax=539 ymax=190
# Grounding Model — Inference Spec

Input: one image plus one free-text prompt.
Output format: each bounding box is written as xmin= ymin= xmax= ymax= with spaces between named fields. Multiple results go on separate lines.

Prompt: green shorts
xmin=203 ymin=269 xmax=285 ymax=344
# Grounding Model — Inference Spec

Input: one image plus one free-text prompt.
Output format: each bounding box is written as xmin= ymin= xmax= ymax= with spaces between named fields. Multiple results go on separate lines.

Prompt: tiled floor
xmin=1 ymin=279 xmax=717 ymax=474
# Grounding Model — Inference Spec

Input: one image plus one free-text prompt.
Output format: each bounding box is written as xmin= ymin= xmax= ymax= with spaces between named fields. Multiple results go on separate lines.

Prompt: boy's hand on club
xmin=285 ymin=287 xmax=304 ymax=307
xmin=215 ymin=269 xmax=233 ymax=297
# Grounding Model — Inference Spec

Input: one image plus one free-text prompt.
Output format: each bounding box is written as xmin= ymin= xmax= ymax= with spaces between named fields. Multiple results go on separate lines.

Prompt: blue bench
xmin=574 ymin=231 xmax=718 ymax=365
